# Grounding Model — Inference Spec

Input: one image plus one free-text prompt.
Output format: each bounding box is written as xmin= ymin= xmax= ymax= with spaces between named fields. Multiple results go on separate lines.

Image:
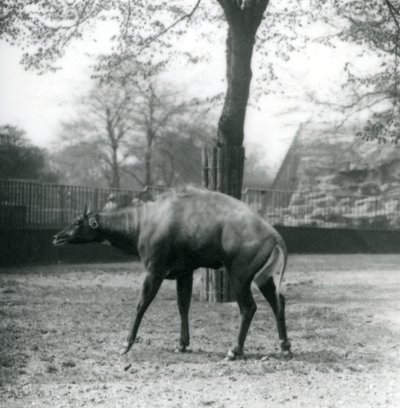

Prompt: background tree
xmin=0 ymin=124 xmax=58 ymax=181
xmin=243 ymin=146 xmax=274 ymax=188
xmin=0 ymin=0 xmax=280 ymax=198
xmin=301 ymin=1 xmax=400 ymax=144
xmin=3 ymin=1 xmax=396 ymax=189
xmin=58 ymin=83 xmax=140 ymax=189
xmin=51 ymin=142 xmax=111 ymax=188
xmin=125 ymin=81 xmax=198 ymax=187
xmin=342 ymin=0 xmax=400 ymax=143
xmin=54 ymin=79 xmax=212 ymax=188
xmin=152 ymin=117 xmax=216 ymax=186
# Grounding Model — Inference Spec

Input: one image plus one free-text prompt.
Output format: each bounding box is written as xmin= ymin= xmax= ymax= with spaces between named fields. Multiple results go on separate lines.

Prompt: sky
xmin=0 ymin=14 xmax=359 ymax=172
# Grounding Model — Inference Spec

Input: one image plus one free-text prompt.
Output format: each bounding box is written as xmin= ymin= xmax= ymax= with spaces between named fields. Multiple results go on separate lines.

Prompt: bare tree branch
xmin=119 ymin=166 xmax=145 ymax=187
xmin=384 ymin=0 xmax=400 ymax=29
xmin=135 ymin=0 xmax=202 ymax=56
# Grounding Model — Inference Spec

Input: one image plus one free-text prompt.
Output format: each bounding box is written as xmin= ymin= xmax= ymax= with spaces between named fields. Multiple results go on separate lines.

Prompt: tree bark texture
xmin=106 ymin=108 xmax=121 ymax=189
xmin=110 ymin=145 xmax=121 ymax=189
xmin=216 ymin=0 xmax=269 ymax=199
xmin=200 ymin=146 xmax=235 ymax=302
xmin=144 ymin=132 xmax=153 ymax=186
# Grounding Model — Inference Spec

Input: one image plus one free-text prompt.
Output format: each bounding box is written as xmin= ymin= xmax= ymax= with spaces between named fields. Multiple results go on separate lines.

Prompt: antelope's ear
xmin=88 ymin=216 xmax=99 ymax=229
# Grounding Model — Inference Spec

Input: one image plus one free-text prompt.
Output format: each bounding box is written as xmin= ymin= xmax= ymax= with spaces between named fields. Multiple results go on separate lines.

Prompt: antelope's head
xmin=53 ymin=205 xmax=103 ymax=247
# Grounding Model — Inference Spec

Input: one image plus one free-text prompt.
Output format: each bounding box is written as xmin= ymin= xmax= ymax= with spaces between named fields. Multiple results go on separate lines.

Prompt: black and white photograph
xmin=1 ymin=1 xmax=400 ymax=406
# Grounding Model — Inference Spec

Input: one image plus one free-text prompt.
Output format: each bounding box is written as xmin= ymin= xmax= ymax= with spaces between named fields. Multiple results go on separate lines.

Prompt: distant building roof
xmin=271 ymin=125 xmax=303 ymax=191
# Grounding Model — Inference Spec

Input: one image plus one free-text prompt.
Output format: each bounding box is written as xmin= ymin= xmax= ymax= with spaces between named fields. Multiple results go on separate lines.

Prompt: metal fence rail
xmin=1 ymin=179 xmax=400 ymax=231
xmin=0 ymin=179 xmax=168 ymax=230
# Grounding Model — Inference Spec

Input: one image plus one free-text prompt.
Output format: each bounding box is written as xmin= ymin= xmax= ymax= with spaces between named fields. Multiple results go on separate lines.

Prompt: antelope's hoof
xmin=282 ymin=350 xmax=293 ymax=360
xmin=225 ymin=349 xmax=244 ymax=361
xmin=120 ymin=341 xmax=132 ymax=356
xmin=174 ymin=345 xmax=191 ymax=354
xmin=280 ymin=340 xmax=291 ymax=352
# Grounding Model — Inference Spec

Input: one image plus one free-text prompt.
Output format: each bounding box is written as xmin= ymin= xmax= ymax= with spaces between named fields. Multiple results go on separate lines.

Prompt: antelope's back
xmin=150 ymin=187 xmax=280 ymax=256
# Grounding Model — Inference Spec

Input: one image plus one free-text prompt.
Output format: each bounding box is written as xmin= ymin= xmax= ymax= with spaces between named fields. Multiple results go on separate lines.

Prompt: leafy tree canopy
xmin=0 ymin=124 xmax=58 ymax=181
xmin=2 ymin=0 xmax=400 ymax=187
xmin=0 ymin=1 xmax=321 ymax=92
xmin=303 ymin=1 xmax=400 ymax=143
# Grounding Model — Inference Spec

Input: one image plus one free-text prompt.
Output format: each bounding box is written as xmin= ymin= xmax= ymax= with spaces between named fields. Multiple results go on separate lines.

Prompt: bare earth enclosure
xmin=1 ymin=254 xmax=400 ymax=407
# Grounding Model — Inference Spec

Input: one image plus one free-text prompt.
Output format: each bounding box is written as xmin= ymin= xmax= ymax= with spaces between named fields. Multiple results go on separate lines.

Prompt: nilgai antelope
xmin=53 ymin=186 xmax=291 ymax=360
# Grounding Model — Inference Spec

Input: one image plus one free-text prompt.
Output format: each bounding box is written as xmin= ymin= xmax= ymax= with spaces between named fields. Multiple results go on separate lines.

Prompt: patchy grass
xmin=1 ymin=255 xmax=400 ymax=407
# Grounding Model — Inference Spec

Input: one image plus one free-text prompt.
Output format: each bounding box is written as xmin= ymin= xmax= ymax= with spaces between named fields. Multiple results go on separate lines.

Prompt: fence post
xmin=59 ymin=185 xmax=65 ymax=227
xmin=93 ymin=188 xmax=99 ymax=211
xmin=200 ymin=145 xmax=244 ymax=303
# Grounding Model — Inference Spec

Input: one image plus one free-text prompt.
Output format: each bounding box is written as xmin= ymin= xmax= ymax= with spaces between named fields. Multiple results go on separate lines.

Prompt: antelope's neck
xmin=98 ymin=206 xmax=143 ymax=255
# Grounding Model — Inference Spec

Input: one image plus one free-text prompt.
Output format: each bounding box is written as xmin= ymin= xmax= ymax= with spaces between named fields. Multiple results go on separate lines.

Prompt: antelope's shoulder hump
xmin=155 ymin=185 xmax=207 ymax=202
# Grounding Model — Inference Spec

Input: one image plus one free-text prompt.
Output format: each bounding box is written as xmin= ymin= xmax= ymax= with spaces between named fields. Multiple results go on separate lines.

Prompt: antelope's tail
xmin=254 ymin=239 xmax=288 ymax=312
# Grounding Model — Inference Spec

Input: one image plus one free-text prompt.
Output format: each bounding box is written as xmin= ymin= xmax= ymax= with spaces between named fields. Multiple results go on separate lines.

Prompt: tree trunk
xmin=216 ymin=21 xmax=256 ymax=199
xmin=200 ymin=146 xmax=241 ymax=302
xmin=201 ymin=1 xmax=269 ymax=302
xmin=219 ymin=27 xmax=254 ymax=146
xmin=110 ymin=146 xmax=120 ymax=189
xmin=106 ymin=107 xmax=121 ymax=189
xmin=144 ymin=140 xmax=153 ymax=186
xmin=215 ymin=1 xmax=269 ymax=197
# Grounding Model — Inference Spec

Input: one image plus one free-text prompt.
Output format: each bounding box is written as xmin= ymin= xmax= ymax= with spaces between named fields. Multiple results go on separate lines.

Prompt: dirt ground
xmin=1 ymin=254 xmax=400 ymax=408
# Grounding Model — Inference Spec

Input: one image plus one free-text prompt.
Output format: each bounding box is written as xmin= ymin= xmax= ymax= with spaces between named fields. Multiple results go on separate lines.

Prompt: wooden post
xmin=200 ymin=144 xmax=244 ymax=303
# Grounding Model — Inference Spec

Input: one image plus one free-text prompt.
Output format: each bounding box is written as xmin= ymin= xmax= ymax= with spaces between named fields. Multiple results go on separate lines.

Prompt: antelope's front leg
xmin=121 ymin=272 xmax=163 ymax=355
xmin=176 ymin=272 xmax=193 ymax=352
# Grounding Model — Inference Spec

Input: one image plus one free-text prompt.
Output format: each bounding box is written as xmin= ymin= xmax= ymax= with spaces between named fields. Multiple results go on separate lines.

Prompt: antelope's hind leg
xmin=176 ymin=272 xmax=193 ymax=352
xmin=257 ymin=277 xmax=291 ymax=356
xmin=227 ymin=278 xmax=257 ymax=361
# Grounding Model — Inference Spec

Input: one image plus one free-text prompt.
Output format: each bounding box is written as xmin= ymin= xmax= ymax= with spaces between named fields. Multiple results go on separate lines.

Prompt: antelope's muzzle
xmin=52 ymin=232 xmax=69 ymax=247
